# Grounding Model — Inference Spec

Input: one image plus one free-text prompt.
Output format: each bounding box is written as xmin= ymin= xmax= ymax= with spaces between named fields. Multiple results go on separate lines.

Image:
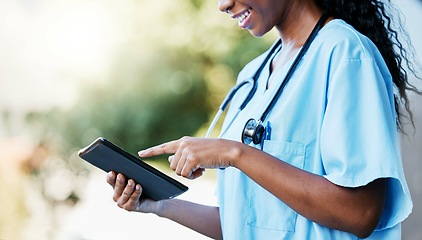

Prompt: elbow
xmin=353 ymin=225 xmax=377 ymax=239
xmin=350 ymin=178 xmax=387 ymax=238
xmin=353 ymin=226 xmax=376 ymax=239
xmin=350 ymin=205 xmax=383 ymax=239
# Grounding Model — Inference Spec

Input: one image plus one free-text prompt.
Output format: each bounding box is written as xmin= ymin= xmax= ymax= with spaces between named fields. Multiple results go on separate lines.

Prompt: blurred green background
xmin=0 ymin=0 xmax=421 ymax=239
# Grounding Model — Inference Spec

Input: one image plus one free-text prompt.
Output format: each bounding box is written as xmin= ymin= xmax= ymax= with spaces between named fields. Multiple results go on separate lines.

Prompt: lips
xmin=232 ymin=8 xmax=252 ymax=27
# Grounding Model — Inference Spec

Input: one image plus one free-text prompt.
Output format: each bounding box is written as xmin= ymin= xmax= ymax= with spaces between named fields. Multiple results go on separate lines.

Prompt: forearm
xmin=155 ymin=199 xmax=222 ymax=240
xmin=231 ymin=143 xmax=386 ymax=238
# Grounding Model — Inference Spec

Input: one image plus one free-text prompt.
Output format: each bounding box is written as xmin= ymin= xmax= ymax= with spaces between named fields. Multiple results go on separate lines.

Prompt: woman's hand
xmin=107 ymin=170 xmax=222 ymax=239
xmin=138 ymin=137 xmax=243 ymax=179
xmin=106 ymin=171 xmax=160 ymax=213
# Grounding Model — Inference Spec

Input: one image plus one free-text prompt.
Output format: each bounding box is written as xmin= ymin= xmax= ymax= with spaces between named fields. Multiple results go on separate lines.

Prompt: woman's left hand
xmin=138 ymin=136 xmax=241 ymax=179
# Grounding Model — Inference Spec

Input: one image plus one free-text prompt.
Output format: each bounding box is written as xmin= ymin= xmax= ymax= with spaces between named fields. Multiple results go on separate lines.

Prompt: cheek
xmin=249 ymin=3 xmax=283 ymax=36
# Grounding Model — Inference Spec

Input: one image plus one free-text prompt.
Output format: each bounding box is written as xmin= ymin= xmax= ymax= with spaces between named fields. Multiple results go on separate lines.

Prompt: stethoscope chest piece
xmin=240 ymin=12 xmax=329 ymax=147
xmin=208 ymin=13 xmax=329 ymax=146
xmin=242 ymin=118 xmax=265 ymax=145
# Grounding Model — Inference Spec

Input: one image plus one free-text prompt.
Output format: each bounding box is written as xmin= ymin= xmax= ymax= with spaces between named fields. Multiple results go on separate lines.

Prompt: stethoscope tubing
xmin=205 ymin=12 xmax=328 ymax=140
xmin=205 ymin=80 xmax=253 ymax=138
xmin=258 ymin=12 xmax=329 ymax=123
xmin=205 ymin=41 xmax=282 ymax=138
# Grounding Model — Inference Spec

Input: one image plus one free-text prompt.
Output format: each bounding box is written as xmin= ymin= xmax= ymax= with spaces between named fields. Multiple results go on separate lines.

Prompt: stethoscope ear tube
xmin=241 ymin=12 xmax=329 ymax=146
xmin=205 ymin=41 xmax=282 ymax=139
xmin=206 ymin=79 xmax=254 ymax=138
xmin=206 ymin=13 xmax=328 ymax=143
xmin=219 ymin=79 xmax=253 ymax=111
xmin=205 ymin=109 xmax=224 ymax=138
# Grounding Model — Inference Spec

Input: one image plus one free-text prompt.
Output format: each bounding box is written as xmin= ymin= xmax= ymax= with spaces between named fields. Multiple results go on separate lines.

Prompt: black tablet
xmin=78 ymin=137 xmax=188 ymax=201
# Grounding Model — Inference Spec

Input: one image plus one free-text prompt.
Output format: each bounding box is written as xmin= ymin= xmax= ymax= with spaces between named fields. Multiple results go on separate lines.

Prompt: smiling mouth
xmin=235 ymin=8 xmax=251 ymax=24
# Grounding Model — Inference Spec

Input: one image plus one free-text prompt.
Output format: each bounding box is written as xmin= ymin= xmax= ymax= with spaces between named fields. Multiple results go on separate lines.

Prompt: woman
xmin=106 ymin=0 xmax=418 ymax=239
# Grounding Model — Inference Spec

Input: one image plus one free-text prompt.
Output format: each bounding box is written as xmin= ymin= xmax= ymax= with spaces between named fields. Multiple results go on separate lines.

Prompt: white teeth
xmin=236 ymin=9 xmax=250 ymax=23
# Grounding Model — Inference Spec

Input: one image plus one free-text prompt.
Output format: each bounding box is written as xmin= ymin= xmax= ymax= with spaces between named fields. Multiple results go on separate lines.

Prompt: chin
xmin=248 ymin=30 xmax=267 ymax=38
xmin=247 ymin=26 xmax=272 ymax=38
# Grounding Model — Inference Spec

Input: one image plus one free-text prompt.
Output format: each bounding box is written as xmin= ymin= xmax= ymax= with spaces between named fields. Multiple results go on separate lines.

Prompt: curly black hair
xmin=316 ymin=0 xmax=421 ymax=131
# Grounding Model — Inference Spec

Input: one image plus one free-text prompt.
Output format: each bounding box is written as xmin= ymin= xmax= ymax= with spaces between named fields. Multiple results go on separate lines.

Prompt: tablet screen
xmin=78 ymin=137 xmax=188 ymax=201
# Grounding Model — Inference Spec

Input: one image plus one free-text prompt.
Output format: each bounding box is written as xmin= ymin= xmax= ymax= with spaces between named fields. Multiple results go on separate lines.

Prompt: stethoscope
xmin=206 ymin=12 xmax=329 ymax=146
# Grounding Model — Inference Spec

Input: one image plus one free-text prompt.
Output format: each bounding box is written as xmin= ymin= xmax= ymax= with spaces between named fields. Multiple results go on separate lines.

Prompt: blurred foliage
xmin=48 ymin=48 xmax=211 ymax=155
xmin=32 ymin=0 xmax=275 ymax=157
xmin=2 ymin=0 xmax=421 ymax=239
xmin=17 ymin=2 xmax=276 ymax=228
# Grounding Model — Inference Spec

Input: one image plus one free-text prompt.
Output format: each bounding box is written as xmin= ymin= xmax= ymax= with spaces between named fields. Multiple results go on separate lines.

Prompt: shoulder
xmin=307 ymin=19 xmax=390 ymax=82
xmin=313 ymin=19 xmax=381 ymax=61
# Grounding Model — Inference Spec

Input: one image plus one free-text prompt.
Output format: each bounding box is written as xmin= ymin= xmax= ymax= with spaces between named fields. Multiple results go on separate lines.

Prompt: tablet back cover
xmin=79 ymin=138 xmax=188 ymax=201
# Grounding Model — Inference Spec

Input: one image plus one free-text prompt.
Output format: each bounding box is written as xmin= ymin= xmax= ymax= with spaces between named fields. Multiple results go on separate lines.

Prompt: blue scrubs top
xmin=217 ymin=19 xmax=413 ymax=239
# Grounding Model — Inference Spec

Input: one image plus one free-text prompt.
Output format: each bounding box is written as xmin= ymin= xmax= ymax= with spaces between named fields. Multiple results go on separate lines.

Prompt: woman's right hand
xmin=106 ymin=171 xmax=160 ymax=214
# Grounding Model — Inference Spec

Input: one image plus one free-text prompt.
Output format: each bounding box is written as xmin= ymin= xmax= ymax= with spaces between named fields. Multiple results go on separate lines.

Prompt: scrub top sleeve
xmin=320 ymin=58 xmax=413 ymax=230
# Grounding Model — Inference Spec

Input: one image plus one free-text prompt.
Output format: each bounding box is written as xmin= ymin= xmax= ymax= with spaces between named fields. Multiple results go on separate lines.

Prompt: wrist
xmin=153 ymin=199 xmax=167 ymax=217
xmin=227 ymin=141 xmax=244 ymax=168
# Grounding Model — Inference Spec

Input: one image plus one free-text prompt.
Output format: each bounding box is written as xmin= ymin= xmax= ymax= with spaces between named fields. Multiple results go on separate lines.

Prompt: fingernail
xmin=138 ymin=150 xmax=144 ymax=156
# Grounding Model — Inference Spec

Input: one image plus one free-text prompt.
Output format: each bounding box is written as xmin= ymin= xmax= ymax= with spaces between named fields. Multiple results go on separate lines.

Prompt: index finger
xmin=138 ymin=139 xmax=180 ymax=158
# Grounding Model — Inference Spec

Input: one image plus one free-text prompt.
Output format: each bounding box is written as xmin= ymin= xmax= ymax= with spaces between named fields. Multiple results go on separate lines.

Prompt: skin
xmin=107 ymin=0 xmax=387 ymax=239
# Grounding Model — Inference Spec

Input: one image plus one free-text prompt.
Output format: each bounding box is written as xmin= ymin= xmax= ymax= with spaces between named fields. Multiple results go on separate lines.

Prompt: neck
xmin=268 ymin=11 xmax=329 ymax=88
xmin=275 ymin=5 xmax=325 ymax=48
